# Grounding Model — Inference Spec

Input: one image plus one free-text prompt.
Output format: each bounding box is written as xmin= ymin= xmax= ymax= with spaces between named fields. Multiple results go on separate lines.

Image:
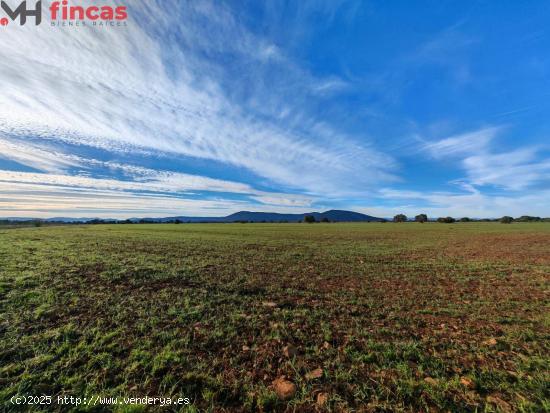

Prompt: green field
xmin=1 ymin=223 xmax=549 ymax=412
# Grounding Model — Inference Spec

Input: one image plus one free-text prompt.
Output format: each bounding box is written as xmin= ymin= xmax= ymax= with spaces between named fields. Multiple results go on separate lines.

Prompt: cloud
xmin=422 ymin=127 xmax=500 ymax=159
xmin=310 ymin=77 xmax=350 ymax=95
xmin=0 ymin=133 xmax=321 ymax=216
xmin=0 ymin=136 xmax=85 ymax=173
xmin=0 ymin=136 xmax=255 ymax=193
xmin=0 ymin=131 xmax=321 ymax=216
xmin=369 ymin=186 xmax=550 ymax=218
xmin=406 ymin=22 xmax=476 ymax=84
xmin=0 ymin=180 xmax=250 ymax=218
xmin=0 ymin=169 xmax=250 ymax=195
xmin=0 ymin=0 xmax=395 ymax=198
xmin=0 ymin=170 xmax=319 ymax=218
xmin=422 ymin=126 xmax=550 ymax=190
xmin=463 ymin=148 xmax=550 ymax=190
xmin=249 ymin=193 xmax=315 ymax=207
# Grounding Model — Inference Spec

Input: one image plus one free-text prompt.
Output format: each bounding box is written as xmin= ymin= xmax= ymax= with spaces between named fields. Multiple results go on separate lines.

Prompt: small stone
xmin=482 ymin=337 xmax=497 ymax=346
xmin=424 ymin=377 xmax=438 ymax=385
xmin=316 ymin=392 xmax=328 ymax=406
xmin=486 ymin=395 xmax=512 ymax=412
xmin=242 ymin=345 xmax=250 ymax=352
xmin=305 ymin=368 xmax=323 ymax=380
xmin=323 ymin=341 xmax=331 ymax=349
xmin=283 ymin=344 xmax=297 ymax=358
xmin=272 ymin=377 xmax=296 ymax=400
xmin=262 ymin=302 xmax=278 ymax=308
xmin=460 ymin=376 xmax=474 ymax=388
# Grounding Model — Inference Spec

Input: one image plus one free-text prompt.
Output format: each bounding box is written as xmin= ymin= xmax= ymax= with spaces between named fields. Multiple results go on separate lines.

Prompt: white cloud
xmin=0 ymin=169 xmax=249 ymax=195
xmin=422 ymin=126 xmax=550 ymax=191
xmin=0 ymin=131 xmax=321 ymax=216
xmin=249 ymin=193 xmax=315 ymax=207
xmin=0 ymin=0 xmax=395 ymax=197
xmin=366 ymin=186 xmax=550 ymax=218
xmin=0 ymin=181 xmax=248 ymax=218
xmin=0 ymin=171 xmax=320 ymax=218
xmin=0 ymin=136 xmax=85 ymax=173
xmin=422 ymin=127 xmax=500 ymax=159
xmin=463 ymin=148 xmax=550 ymax=190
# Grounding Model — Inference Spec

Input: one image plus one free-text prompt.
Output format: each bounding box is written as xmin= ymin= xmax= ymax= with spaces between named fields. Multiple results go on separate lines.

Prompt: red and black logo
xmin=1 ymin=1 xmax=127 ymax=26
xmin=1 ymin=1 xmax=41 ymax=26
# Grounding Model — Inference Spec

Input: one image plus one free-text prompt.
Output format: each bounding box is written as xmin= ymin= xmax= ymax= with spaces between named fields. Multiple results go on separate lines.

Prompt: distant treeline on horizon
xmin=1 ymin=215 xmax=549 ymax=226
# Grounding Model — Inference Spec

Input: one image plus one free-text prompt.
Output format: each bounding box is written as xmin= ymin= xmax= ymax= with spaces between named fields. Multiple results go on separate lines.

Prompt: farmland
xmin=0 ymin=223 xmax=549 ymax=412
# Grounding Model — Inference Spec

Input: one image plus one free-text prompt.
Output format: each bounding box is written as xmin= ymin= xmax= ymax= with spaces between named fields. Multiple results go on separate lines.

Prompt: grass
xmin=0 ymin=222 xmax=549 ymax=412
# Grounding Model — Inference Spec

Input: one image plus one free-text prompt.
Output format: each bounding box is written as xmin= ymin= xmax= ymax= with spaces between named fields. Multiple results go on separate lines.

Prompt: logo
xmin=1 ymin=1 xmax=128 ymax=27
xmin=1 ymin=1 xmax=41 ymax=25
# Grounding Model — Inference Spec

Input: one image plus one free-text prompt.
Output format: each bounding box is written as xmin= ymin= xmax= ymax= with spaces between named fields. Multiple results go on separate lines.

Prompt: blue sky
xmin=1 ymin=0 xmax=549 ymax=218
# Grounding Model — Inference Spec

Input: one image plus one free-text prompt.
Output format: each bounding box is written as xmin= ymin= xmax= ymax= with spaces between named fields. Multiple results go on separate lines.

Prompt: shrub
xmin=515 ymin=216 xmax=540 ymax=222
xmin=460 ymin=217 xmax=471 ymax=222
xmin=437 ymin=217 xmax=455 ymax=223
xmin=415 ymin=214 xmax=427 ymax=223
xmin=321 ymin=217 xmax=330 ymax=223
xmin=500 ymin=216 xmax=513 ymax=224
xmin=304 ymin=215 xmax=316 ymax=223
xmin=393 ymin=214 xmax=407 ymax=223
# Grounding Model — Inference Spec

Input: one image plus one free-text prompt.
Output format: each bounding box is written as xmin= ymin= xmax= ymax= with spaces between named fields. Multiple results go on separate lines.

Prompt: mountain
xmin=161 ymin=209 xmax=381 ymax=223
xmin=222 ymin=210 xmax=381 ymax=222
xmin=46 ymin=217 xmax=118 ymax=223
xmin=3 ymin=210 xmax=382 ymax=223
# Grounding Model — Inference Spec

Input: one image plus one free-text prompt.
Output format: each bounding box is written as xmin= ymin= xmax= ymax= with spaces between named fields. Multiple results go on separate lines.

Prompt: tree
xmin=394 ymin=214 xmax=408 ymax=222
xmin=459 ymin=217 xmax=471 ymax=222
xmin=321 ymin=217 xmax=330 ymax=223
xmin=304 ymin=215 xmax=316 ymax=223
xmin=516 ymin=215 xmax=540 ymax=222
xmin=500 ymin=216 xmax=513 ymax=224
xmin=415 ymin=214 xmax=428 ymax=223
xmin=393 ymin=214 xmax=407 ymax=223
xmin=437 ymin=217 xmax=455 ymax=223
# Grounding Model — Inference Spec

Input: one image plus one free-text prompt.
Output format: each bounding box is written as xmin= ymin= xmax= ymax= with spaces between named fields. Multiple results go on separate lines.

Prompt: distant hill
xmin=154 ymin=209 xmax=381 ymax=223
xmin=3 ymin=210 xmax=382 ymax=223
xmin=222 ymin=210 xmax=381 ymax=222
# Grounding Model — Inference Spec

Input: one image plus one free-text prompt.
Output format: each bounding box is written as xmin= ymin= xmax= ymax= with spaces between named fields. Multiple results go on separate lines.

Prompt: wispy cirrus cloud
xmin=422 ymin=127 xmax=501 ymax=159
xmin=463 ymin=148 xmax=550 ymax=190
xmin=0 ymin=0 xmax=395 ymax=201
xmin=421 ymin=126 xmax=550 ymax=191
xmin=0 ymin=180 xmax=252 ymax=218
xmin=0 ymin=169 xmax=319 ymax=218
xmin=0 ymin=136 xmax=85 ymax=173
xmin=369 ymin=185 xmax=550 ymax=218
xmin=0 ymin=135 xmax=318 ymax=215
xmin=406 ymin=22 xmax=476 ymax=84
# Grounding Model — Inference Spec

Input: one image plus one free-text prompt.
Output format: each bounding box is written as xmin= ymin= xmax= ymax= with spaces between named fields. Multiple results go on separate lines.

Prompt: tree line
xmin=1 ymin=215 xmax=549 ymax=226
xmin=390 ymin=215 xmax=549 ymax=224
